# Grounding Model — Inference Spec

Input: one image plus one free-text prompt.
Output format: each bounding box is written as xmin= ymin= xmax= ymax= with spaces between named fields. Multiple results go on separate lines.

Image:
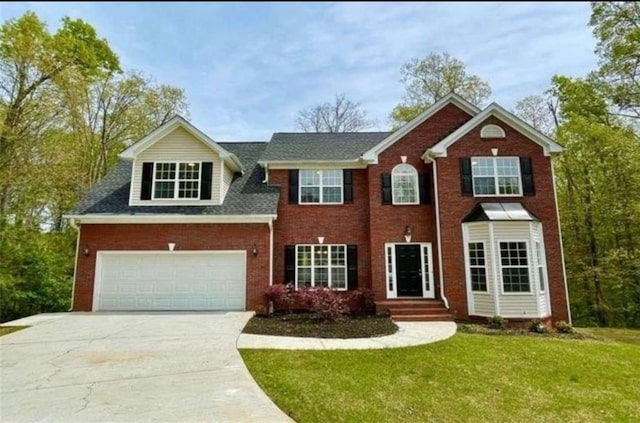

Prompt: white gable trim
xmin=119 ymin=115 xmax=244 ymax=172
xmin=64 ymin=214 xmax=277 ymax=224
xmin=361 ymin=93 xmax=480 ymax=163
xmin=424 ymin=103 xmax=564 ymax=159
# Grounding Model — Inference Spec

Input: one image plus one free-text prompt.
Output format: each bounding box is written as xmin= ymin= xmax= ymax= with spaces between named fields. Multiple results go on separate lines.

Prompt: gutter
xmin=428 ymin=157 xmax=450 ymax=309
xmin=268 ymin=218 xmax=274 ymax=286
xmin=68 ymin=218 xmax=80 ymax=312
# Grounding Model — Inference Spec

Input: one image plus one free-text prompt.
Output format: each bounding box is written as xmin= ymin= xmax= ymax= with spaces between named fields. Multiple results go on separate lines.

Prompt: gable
xmin=137 ymin=127 xmax=220 ymax=161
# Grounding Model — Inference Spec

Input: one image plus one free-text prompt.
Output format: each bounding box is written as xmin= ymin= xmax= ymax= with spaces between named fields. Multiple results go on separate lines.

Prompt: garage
xmin=93 ymin=251 xmax=246 ymax=311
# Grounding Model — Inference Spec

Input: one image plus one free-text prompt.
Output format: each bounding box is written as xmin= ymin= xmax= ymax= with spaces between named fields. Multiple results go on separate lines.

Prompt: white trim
xmin=384 ymin=242 xmax=434 ymax=299
xmin=480 ymin=124 xmax=506 ymax=138
xmin=92 ymin=250 xmax=247 ymax=311
xmin=552 ymin=162 xmax=572 ymax=324
xmin=497 ymin=239 xmax=533 ymax=295
xmin=69 ymin=219 xmax=81 ymax=311
xmin=425 ymin=103 xmax=564 ymax=158
xmin=298 ymin=169 xmax=344 ymax=205
xmin=128 ymin=158 xmax=136 ymax=206
xmin=151 ymin=161 xmax=202 ymax=200
xmin=219 ymin=160 xmax=225 ymax=203
xmin=538 ymin=222 xmax=553 ymax=316
xmin=294 ymin=244 xmax=348 ymax=290
xmin=471 ymin=156 xmax=523 ymax=197
xmin=268 ymin=219 xmax=274 ymax=286
xmin=362 ymin=93 xmax=480 ymax=163
xmin=258 ymin=160 xmax=369 ymax=169
xmin=462 ymin=225 xmax=474 ymax=315
xmin=431 ymin=160 xmax=449 ymax=308
xmin=64 ymin=214 xmax=277 ymax=224
xmin=466 ymin=240 xmax=489 ymax=294
xmin=488 ymin=221 xmax=500 ymax=315
xmin=391 ymin=163 xmax=420 ymax=205
xmin=119 ymin=115 xmax=243 ymax=172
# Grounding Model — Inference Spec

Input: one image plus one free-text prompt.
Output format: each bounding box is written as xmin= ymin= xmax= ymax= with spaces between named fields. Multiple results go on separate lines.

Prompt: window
xmin=153 ymin=162 xmax=200 ymax=199
xmin=500 ymin=241 xmax=530 ymax=293
xmin=296 ymin=245 xmax=346 ymax=289
xmin=299 ymin=170 xmax=343 ymax=204
xmin=468 ymin=242 xmax=487 ymax=292
xmin=471 ymin=157 xmax=521 ymax=196
xmin=392 ymin=164 xmax=419 ymax=204
xmin=536 ymin=241 xmax=546 ymax=292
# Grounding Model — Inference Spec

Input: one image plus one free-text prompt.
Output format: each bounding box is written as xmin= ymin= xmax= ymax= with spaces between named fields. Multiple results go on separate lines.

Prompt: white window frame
xmin=152 ymin=161 xmax=202 ymax=200
xmin=471 ymin=157 xmax=522 ymax=197
xmin=295 ymin=244 xmax=347 ymax=290
xmin=391 ymin=164 xmax=419 ymax=205
xmin=467 ymin=241 xmax=488 ymax=293
xmin=498 ymin=240 xmax=532 ymax=295
xmin=384 ymin=243 xmax=434 ymax=299
xmin=298 ymin=169 xmax=344 ymax=205
xmin=535 ymin=241 xmax=546 ymax=293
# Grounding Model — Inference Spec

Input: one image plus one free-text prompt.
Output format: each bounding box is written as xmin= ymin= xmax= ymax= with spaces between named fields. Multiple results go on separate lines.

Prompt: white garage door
xmin=94 ymin=252 xmax=246 ymax=311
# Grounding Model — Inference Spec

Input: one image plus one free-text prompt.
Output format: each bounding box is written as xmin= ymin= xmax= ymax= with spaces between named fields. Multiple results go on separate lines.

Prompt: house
xmin=65 ymin=94 xmax=571 ymax=323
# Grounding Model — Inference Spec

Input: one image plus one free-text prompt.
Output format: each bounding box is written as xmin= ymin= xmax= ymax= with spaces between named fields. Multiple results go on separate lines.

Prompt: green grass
xmin=576 ymin=327 xmax=640 ymax=345
xmin=0 ymin=326 xmax=28 ymax=337
xmin=241 ymin=333 xmax=640 ymax=422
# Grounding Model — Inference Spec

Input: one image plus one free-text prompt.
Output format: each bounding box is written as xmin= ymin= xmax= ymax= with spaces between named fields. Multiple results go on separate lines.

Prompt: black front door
xmin=395 ymin=244 xmax=422 ymax=297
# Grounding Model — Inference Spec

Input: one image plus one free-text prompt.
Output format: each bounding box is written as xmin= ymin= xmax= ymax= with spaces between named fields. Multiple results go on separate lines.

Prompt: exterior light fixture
xmin=252 ymin=244 xmax=258 ymax=256
xmin=404 ymin=225 xmax=413 ymax=243
xmin=83 ymin=246 xmax=90 ymax=256
xmin=168 ymin=243 xmax=176 ymax=251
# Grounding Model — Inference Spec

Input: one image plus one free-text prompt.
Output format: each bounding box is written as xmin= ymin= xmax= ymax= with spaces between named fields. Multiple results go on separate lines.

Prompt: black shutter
xmin=288 ymin=170 xmax=299 ymax=204
xmin=200 ymin=162 xmax=213 ymax=200
xmin=419 ymin=173 xmax=431 ymax=204
xmin=521 ymin=157 xmax=535 ymax=196
xmin=285 ymin=245 xmax=296 ymax=286
xmin=381 ymin=173 xmax=392 ymax=204
xmin=460 ymin=158 xmax=473 ymax=196
xmin=347 ymin=245 xmax=358 ymax=290
xmin=141 ymin=162 xmax=153 ymax=200
xmin=343 ymin=169 xmax=353 ymax=203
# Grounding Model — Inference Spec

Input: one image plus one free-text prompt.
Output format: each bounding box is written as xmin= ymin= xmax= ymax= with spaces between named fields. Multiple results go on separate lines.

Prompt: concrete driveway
xmin=0 ymin=313 xmax=292 ymax=422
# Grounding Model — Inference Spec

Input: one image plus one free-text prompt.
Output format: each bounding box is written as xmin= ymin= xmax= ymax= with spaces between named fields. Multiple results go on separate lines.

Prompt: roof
xmin=462 ymin=202 xmax=539 ymax=223
xmin=361 ymin=93 xmax=480 ymax=162
xmin=260 ymin=132 xmax=391 ymax=162
xmin=119 ymin=115 xmax=244 ymax=172
xmin=426 ymin=103 xmax=564 ymax=158
xmin=69 ymin=142 xmax=279 ymax=216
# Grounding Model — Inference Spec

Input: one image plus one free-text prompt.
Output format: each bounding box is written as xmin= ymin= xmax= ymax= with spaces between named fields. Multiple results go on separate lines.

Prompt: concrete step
xmin=392 ymin=314 xmax=455 ymax=322
xmin=376 ymin=299 xmax=444 ymax=307
xmin=389 ymin=307 xmax=451 ymax=316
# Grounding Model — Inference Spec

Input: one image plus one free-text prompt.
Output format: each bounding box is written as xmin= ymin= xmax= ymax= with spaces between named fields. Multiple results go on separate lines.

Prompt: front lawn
xmin=0 ymin=326 xmax=28 ymax=337
xmin=242 ymin=314 xmax=397 ymax=338
xmin=576 ymin=327 xmax=640 ymax=345
xmin=241 ymin=333 xmax=640 ymax=422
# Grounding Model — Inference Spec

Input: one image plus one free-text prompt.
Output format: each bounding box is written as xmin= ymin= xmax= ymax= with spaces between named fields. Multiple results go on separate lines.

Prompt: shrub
xmin=348 ymin=288 xmax=376 ymax=315
xmin=555 ymin=320 xmax=574 ymax=334
xmin=457 ymin=323 xmax=486 ymax=334
xmin=488 ymin=315 xmax=507 ymax=330
xmin=264 ymin=284 xmax=294 ymax=312
xmin=298 ymin=287 xmax=349 ymax=321
xmin=529 ymin=318 xmax=549 ymax=334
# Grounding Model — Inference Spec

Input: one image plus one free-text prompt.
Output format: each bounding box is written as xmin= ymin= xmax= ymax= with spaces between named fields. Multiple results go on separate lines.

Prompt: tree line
xmin=2 ymin=3 xmax=638 ymax=327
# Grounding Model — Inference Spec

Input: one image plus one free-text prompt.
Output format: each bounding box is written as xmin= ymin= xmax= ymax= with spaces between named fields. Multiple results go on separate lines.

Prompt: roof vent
xmin=480 ymin=124 xmax=506 ymax=139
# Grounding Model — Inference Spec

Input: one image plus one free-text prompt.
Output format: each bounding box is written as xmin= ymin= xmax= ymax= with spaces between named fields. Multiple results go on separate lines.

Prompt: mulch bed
xmin=242 ymin=313 xmax=398 ymax=338
xmin=457 ymin=323 xmax=588 ymax=340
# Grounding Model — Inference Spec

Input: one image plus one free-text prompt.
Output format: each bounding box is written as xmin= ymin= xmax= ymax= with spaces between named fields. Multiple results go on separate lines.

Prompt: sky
xmin=2 ymin=2 xmax=597 ymax=140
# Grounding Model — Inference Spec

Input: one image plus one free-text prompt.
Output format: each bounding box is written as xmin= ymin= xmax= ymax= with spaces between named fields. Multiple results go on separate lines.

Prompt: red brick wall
xmin=269 ymin=169 xmax=371 ymax=288
xmin=367 ymin=104 xmax=474 ymax=300
xmin=73 ymin=223 xmax=270 ymax=311
xmin=436 ymin=116 xmax=570 ymax=322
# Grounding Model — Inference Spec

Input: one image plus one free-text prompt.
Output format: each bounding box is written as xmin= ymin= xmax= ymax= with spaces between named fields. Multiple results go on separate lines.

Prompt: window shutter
xmin=288 ymin=170 xmax=299 ymax=204
xmin=520 ymin=157 xmax=535 ymax=196
xmin=200 ymin=162 xmax=213 ymax=200
xmin=381 ymin=173 xmax=392 ymax=204
xmin=460 ymin=158 xmax=473 ymax=196
xmin=141 ymin=162 xmax=154 ymax=200
xmin=347 ymin=245 xmax=358 ymax=290
xmin=419 ymin=173 xmax=431 ymax=204
xmin=285 ymin=245 xmax=296 ymax=286
xmin=343 ymin=169 xmax=353 ymax=203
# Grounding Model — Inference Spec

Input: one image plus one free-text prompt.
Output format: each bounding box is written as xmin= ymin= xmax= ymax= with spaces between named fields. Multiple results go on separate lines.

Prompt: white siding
xmin=466 ymin=223 xmax=495 ymax=316
xmin=130 ymin=127 xmax=223 ymax=206
xmin=222 ymin=164 xmax=234 ymax=201
xmin=473 ymin=294 xmax=494 ymax=317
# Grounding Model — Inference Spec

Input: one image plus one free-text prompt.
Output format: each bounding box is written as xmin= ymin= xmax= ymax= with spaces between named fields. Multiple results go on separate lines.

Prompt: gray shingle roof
xmin=261 ymin=132 xmax=391 ymax=162
xmin=70 ymin=142 xmax=280 ymax=216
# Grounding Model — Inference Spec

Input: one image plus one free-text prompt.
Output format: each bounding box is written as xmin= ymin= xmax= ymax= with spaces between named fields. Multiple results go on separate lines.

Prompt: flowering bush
xmin=298 ymin=287 xmax=349 ymax=321
xmin=264 ymin=284 xmax=294 ymax=312
xmin=348 ymin=288 xmax=376 ymax=315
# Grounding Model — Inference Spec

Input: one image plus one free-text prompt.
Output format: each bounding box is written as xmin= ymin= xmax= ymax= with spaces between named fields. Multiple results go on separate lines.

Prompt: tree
xmin=296 ymin=93 xmax=374 ymax=132
xmin=590 ymin=2 xmax=640 ymax=119
xmin=513 ymin=94 xmax=559 ymax=137
xmin=390 ymin=52 xmax=491 ymax=127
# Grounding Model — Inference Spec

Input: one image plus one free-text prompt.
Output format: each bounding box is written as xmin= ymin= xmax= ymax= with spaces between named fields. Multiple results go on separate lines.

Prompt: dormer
xmin=120 ymin=116 xmax=243 ymax=206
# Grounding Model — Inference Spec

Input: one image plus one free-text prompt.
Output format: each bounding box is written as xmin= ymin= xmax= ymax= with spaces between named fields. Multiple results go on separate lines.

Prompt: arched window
xmin=392 ymin=164 xmax=419 ymax=204
xmin=480 ymin=124 xmax=506 ymax=138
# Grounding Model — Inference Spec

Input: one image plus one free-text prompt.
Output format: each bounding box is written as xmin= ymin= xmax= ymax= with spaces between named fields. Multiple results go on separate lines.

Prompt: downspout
xmin=68 ymin=218 xmax=80 ymax=312
xmin=551 ymin=160 xmax=572 ymax=324
xmin=268 ymin=218 xmax=274 ymax=286
xmin=431 ymin=158 xmax=450 ymax=309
